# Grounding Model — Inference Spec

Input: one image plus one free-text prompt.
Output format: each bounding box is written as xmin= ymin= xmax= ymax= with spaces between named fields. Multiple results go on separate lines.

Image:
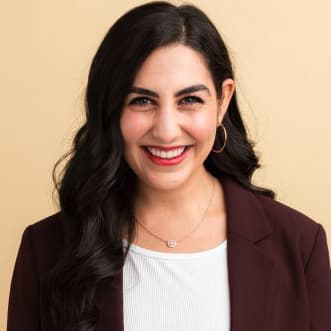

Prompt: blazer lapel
xmin=222 ymin=175 xmax=276 ymax=330
xmin=96 ymin=174 xmax=277 ymax=331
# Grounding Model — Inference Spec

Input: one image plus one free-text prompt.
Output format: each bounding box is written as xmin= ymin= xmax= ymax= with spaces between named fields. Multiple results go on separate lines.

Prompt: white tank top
xmin=122 ymin=238 xmax=230 ymax=330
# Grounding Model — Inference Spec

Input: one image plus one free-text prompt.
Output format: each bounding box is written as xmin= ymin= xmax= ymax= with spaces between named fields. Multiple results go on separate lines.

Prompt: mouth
xmin=141 ymin=145 xmax=193 ymax=154
xmin=141 ymin=145 xmax=193 ymax=151
xmin=141 ymin=145 xmax=193 ymax=165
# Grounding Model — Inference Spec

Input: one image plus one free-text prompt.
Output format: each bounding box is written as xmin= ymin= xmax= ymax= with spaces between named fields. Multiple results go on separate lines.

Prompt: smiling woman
xmin=7 ymin=1 xmax=331 ymax=331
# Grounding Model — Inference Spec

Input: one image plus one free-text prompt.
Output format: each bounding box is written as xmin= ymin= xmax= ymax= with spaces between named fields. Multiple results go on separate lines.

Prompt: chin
xmin=140 ymin=170 xmax=193 ymax=191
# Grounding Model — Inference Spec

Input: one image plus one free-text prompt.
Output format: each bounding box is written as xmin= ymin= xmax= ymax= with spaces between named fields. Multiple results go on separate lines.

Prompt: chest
xmin=122 ymin=242 xmax=230 ymax=330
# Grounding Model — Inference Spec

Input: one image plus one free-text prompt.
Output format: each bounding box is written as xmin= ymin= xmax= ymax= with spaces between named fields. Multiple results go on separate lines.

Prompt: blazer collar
xmin=96 ymin=174 xmax=276 ymax=331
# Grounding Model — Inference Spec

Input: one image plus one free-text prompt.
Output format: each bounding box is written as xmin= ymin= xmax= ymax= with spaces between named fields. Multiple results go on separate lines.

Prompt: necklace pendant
xmin=167 ymin=240 xmax=177 ymax=248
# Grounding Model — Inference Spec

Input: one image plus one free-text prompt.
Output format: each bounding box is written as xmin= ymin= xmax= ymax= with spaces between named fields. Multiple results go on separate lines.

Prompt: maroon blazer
xmin=7 ymin=175 xmax=331 ymax=330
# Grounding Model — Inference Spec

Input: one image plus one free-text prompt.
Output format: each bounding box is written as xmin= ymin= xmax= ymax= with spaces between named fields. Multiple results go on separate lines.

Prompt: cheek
xmin=120 ymin=111 xmax=148 ymax=144
xmin=189 ymin=113 xmax=215 ymax=142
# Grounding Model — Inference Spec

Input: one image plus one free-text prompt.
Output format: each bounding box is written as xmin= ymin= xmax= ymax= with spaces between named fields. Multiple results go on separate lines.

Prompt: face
xmin=120 ymin=43 xmax=234 ymax=191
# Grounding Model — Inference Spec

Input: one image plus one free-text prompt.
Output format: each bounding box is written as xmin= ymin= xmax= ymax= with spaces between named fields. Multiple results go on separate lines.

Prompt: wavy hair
xmin=46 ymin=1 xmax=276 ymax=330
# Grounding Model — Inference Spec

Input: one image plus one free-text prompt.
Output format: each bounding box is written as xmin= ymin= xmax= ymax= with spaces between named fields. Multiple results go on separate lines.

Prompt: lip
xmin=142 ymin=145 xmax=191 ymax=166
xmin=143 ymin=145 xmax=191 ymax=151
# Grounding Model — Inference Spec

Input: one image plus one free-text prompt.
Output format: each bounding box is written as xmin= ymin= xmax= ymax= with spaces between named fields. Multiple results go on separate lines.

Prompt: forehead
xmin=132 ymin=44 xmax=213 ymax=92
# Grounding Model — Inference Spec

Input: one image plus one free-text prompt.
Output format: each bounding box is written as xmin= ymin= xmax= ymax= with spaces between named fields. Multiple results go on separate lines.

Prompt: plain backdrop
xmin=2 ymin=0 xmax=331 ymax=325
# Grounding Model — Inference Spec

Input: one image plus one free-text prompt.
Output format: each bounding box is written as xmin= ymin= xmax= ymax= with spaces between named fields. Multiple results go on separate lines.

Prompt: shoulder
xmin=29 ymin=211 xmax=63 ymax=234
xmin=27 ymin=211 xmax=64 ymax=250
xmin=255 ymin=192 xmax=319 ymax=234
xmin=20 ymin=212 xmax=65 ymax=274
xmin=254 ymin=192 xmax=326 ymax=266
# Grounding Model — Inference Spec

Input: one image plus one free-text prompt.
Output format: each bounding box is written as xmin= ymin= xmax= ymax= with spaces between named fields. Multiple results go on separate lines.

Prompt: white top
xmin=122 ymin=238 xmax=230 ymax=331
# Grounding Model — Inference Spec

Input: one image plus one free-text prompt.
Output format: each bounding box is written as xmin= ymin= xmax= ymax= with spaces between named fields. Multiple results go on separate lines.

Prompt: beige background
xmin=2 ymin=0 xmax=331 ymax=326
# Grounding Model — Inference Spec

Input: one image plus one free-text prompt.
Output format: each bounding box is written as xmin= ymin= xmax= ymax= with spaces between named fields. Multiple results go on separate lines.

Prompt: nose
xmin=151 ymin=105 xmax=182 ymax=144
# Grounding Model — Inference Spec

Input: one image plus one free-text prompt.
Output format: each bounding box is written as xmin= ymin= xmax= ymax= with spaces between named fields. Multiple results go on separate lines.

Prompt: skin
xmin=120 ymin=43 xmax=235 ymax=252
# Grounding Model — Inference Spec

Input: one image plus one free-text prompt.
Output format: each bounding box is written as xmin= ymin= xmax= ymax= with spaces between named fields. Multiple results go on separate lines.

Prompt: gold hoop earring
xmin=212 ymin=123 xmax=227 ymax=153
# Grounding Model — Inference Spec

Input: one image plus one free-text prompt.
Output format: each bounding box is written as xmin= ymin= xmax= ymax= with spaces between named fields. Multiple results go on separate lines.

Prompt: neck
xmin=133 ymin=167 xmax=220 ymax=231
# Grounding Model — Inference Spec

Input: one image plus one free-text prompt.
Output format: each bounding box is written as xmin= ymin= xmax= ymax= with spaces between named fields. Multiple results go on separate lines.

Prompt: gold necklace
xmin=135 ymin=178 xmax=216 ymax=248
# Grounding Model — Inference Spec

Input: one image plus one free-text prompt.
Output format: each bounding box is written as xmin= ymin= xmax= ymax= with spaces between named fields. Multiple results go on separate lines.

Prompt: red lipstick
xmin=143 ymin=145 xmax=189 ymax=151
xmin=142 ymin=145 xmax=191 ymax=166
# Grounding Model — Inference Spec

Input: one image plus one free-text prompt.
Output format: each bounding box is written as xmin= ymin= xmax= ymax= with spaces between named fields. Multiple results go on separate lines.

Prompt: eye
xmin=129 ymin=97 xmax=153 ymax=106
xmin=180 ymin=96 xmax=203 ymax=104
xmin=128 ymin=95 xmax=203 ymax=107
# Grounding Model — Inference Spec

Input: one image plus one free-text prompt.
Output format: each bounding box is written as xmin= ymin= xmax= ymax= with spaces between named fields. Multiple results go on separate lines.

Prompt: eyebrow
xmin=128 ymin=84 xmax=211 ymax=98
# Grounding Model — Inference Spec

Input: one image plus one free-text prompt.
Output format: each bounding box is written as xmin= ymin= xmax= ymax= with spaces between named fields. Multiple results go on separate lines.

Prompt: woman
xmin=7 ymin=1 xmax=331 ymax=330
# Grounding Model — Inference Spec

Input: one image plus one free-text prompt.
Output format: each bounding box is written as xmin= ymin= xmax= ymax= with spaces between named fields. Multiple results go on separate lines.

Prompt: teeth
xmin=147 ymin=146 xmax=185 ymax=159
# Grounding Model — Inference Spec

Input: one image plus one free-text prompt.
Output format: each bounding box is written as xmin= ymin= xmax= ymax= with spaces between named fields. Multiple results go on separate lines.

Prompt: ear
xmin=217 ymin=78 xmax=235 ymax=125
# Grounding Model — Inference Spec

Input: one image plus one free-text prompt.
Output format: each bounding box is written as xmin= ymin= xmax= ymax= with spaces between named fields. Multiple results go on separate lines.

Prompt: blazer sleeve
xmin=304 ymin=223 xmax=331 ymax=329
xmin=7 ymin=225 xmax=41 ymax=331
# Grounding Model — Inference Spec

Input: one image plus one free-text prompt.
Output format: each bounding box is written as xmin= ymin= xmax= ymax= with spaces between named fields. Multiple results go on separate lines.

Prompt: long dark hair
xmin=46 ymin=1 xmax=276 ymax=330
